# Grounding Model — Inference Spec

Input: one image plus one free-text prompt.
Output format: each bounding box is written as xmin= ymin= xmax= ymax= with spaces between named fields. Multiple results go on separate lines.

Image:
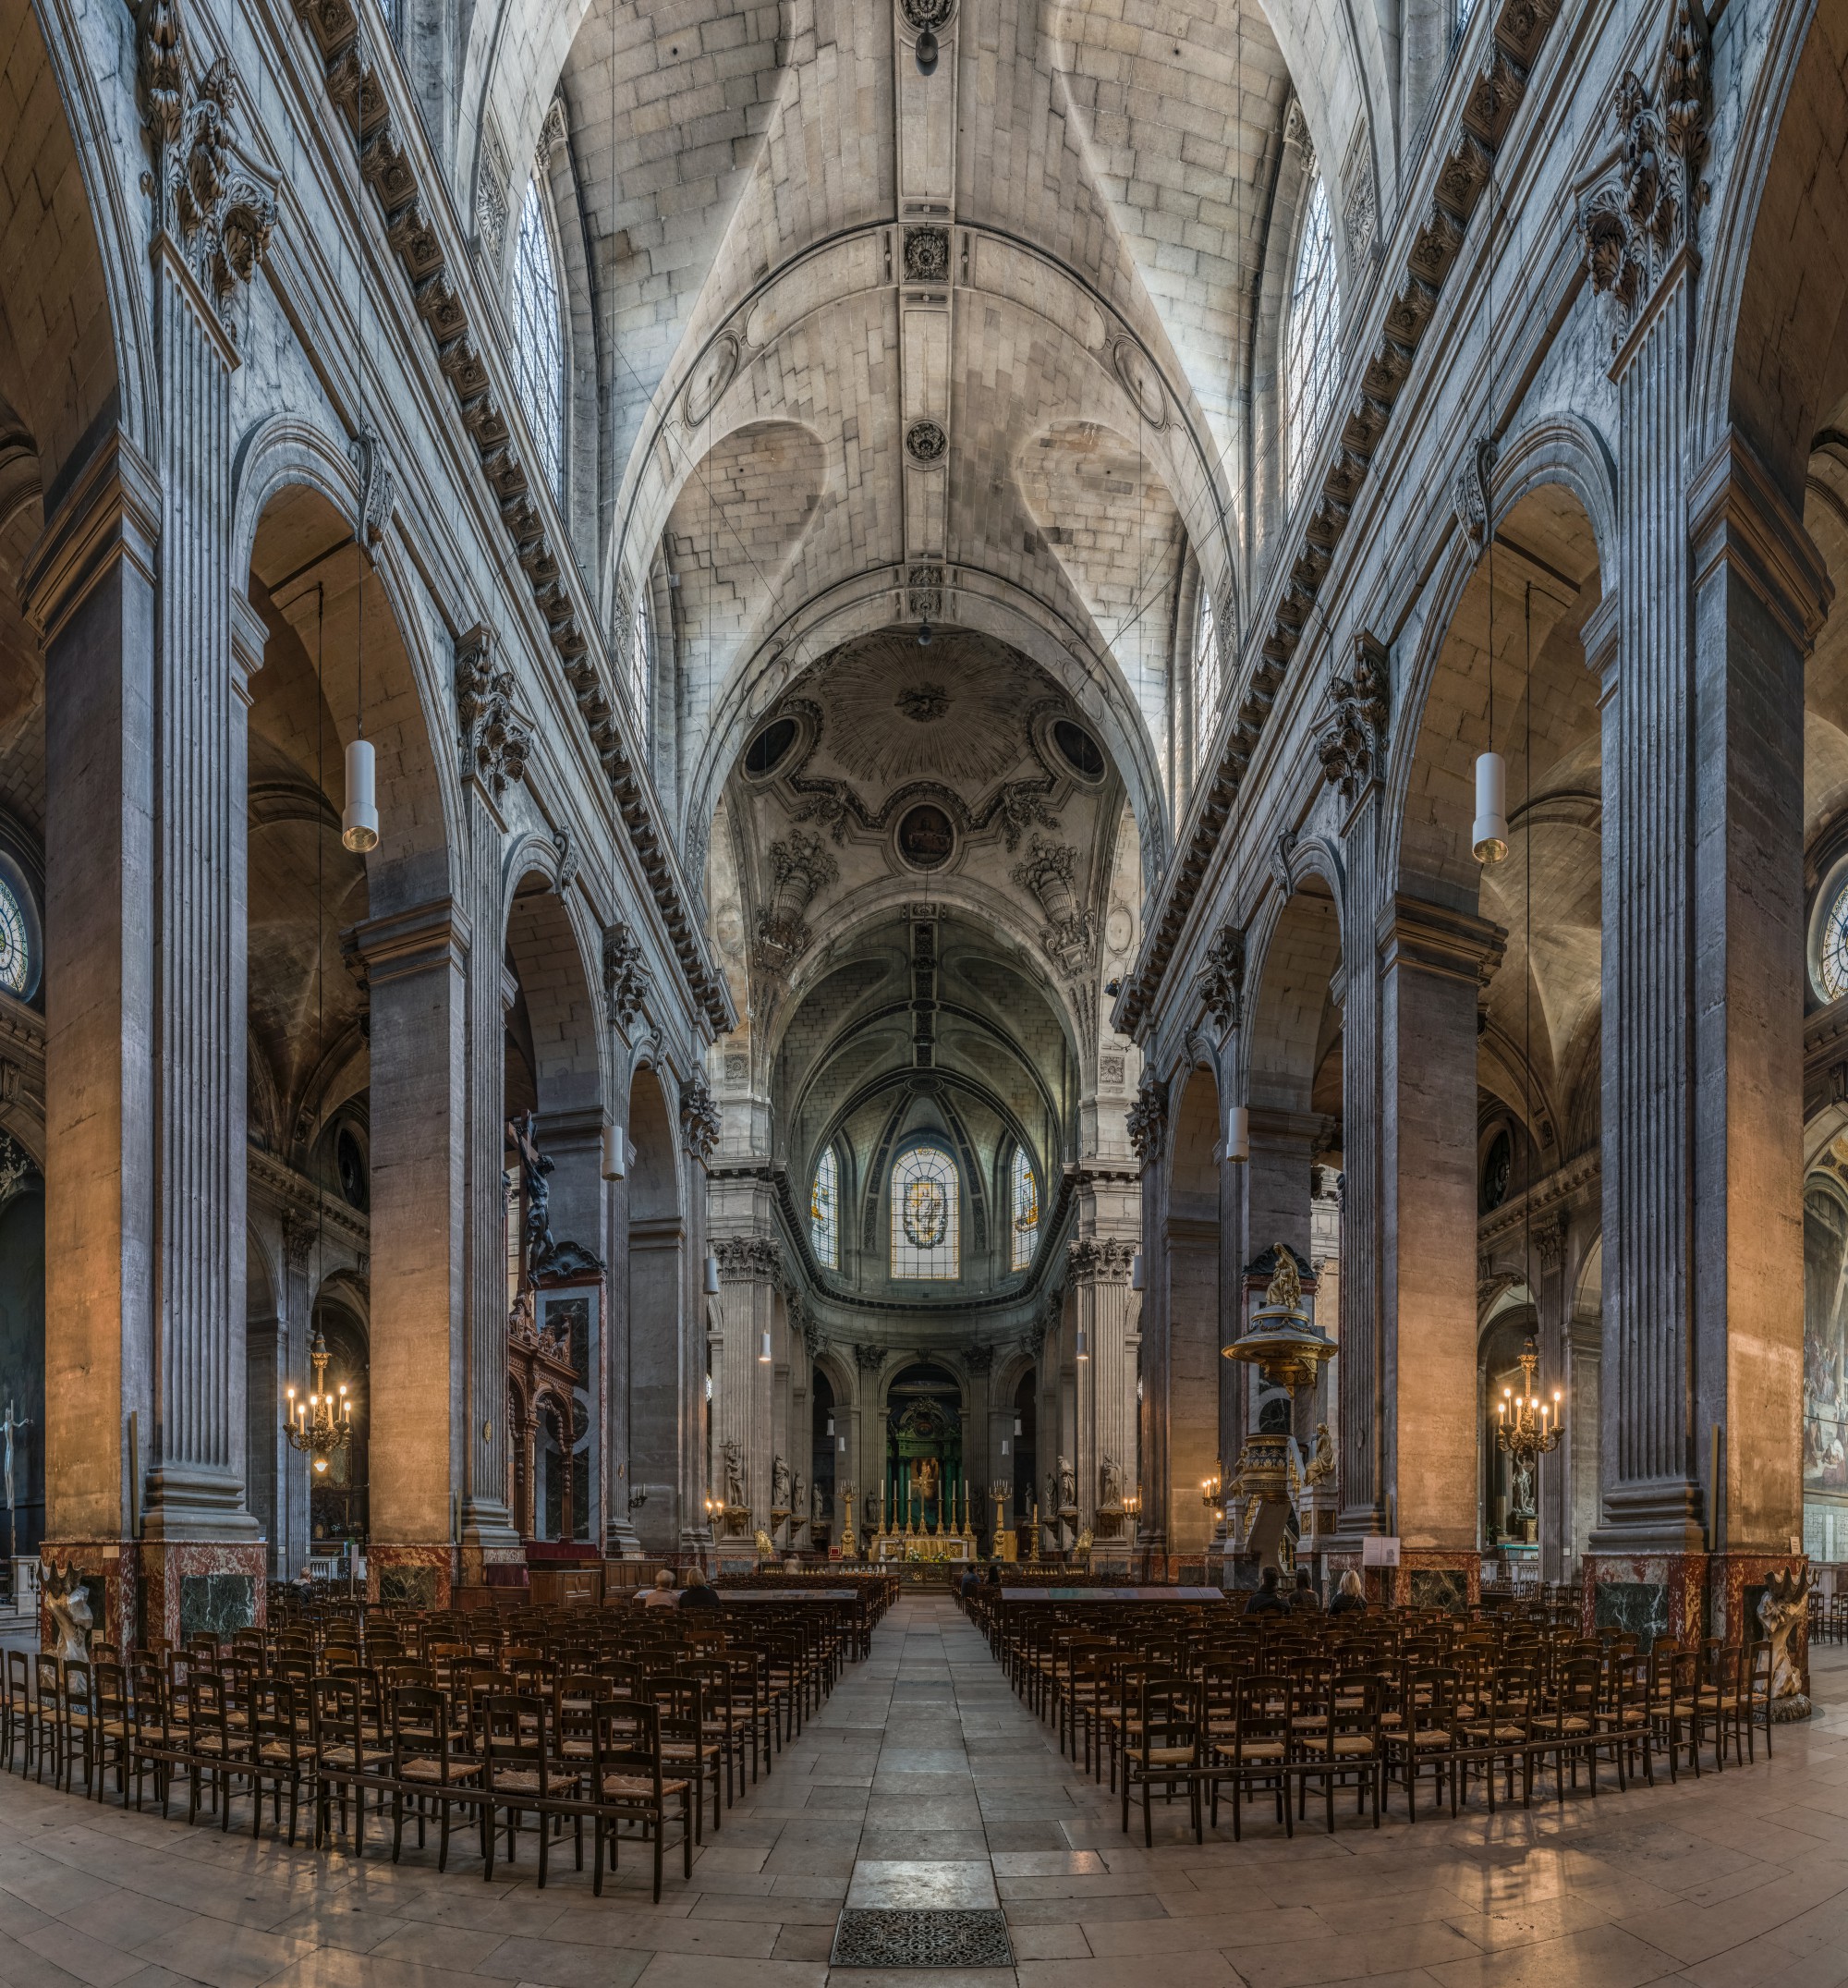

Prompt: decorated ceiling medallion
xmin=1110 ymin=335 xmax=1167 ymax=429
xmin=1052 ymin=718 xmax=1106 ymax=783
xmin=683 ymin=327 xmax=742 ymax=428
xmin=743 ymin=713 xmax=800 ymax=779
xmin=900 ymin=0 xmax=955 ymax=29
xmin=895 ymin=801 xmax=956 ymax=872
xmin=903 ymin=226 xmax=951 ymax=284
xmin=896 ymin=683 xmax=949 ymax=723
xmin=906 ymin=418 xmax=948 ymax=464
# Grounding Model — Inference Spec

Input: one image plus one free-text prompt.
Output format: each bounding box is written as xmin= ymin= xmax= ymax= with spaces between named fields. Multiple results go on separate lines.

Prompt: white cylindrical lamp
xmin=1225 ymin=1104 xmax=1249 ymax=1164
xmin=342 ymin=738 xmax=379 ymax=853
xmin=1473 ymin=750 xmax=1509 ymax=864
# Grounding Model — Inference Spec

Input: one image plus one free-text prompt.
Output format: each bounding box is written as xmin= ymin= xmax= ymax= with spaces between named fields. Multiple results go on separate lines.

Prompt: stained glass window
xmin=1823 ymin=883 xmax=1848 ymax=1000
xmin=627 ymin=587 xmax=652 ymax=735
xmin=1194 ymin=588 xmax=1221 ymax=762
xmin=1284 ymin=174 xmax=1340 ymax=512
xmin=1010 ymin=1144 xmax=1039 ymax=1273
xmin=890 ymin=1145 xmax=959 ymax=1280
xmin=0 ymin=880 xmax=29 ymax=995
xmin=511 ymin=176 xmax=564 ymax=498
xmin=811 ymin=1145 xmax=839 ymax=1269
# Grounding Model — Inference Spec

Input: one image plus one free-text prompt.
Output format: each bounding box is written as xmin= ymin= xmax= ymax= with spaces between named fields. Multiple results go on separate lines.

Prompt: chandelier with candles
xmin=286 ymin=1325 xmax=353 ymax=1476
xmin=1495 ymin=1336 xmax=1563 ymax=1470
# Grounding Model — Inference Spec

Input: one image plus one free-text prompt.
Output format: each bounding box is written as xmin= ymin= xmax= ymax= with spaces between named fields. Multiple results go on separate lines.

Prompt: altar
xmin=871 ymin=1529 xmax=974 ymax=1565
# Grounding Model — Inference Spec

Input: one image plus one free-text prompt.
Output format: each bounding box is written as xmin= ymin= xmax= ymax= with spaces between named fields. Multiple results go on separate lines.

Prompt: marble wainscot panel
xmin=140 ymin=1543 xmax=266 ymax=1645
xmin=1583 ymin=1553 xmax=1708 ymax=1645
xmin=1390 ymin=1550 xmax=1480 ymax=1610
xmin=370 ymin=1542 xmax=454 ymax=1608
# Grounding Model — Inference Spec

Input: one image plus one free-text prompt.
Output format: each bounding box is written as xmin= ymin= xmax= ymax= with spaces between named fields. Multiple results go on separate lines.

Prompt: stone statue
xmin=1266 ymin=1249 xmax=1302 ymax=1311
xmin=1304 ymin=1422 xmax=1335 ymax=1485
xmin=1056 ymin=1454 xmax=1076 ymax=1511
xmin=754 ymin=1528 xmax=775 ymax=1560
xmin=791 ymin=1471 xmax=805 ymax=1525
xmin=1757 ymin=1567 xmax=1812 ymax=1716
xmin=508 ymin=1110 xmax=554 ymax=1280
xmin=772 ymin=1454 xmax=793 ymax=1511
xmin=1099 ymin=1454 xmax=1123 ymax=1509
xmin=42 ymin=1566 xmax=91 ymax=1664
xmin=1512 ymin=1458 xmax=1535 ymax=1517
xmin=722 ymin=1437 xmax=746 ymax=1512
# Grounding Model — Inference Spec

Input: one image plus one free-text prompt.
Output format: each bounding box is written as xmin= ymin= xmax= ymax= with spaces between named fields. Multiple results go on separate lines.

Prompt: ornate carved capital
xmin=1125 ymin=1069 xmax=1169 ymax=1168
xmin=1194 ymin=923 xmax=1246 ymax=1034
xmin=602 ymin=921 xmax=651 ymax=1031
xmin=1453 ymin=435 xmax=1495 ymax=547
xmin=754 ymin=829 xmax=838 ymax=978
xmin=1577 ymin=0 xmax=1710 ymax=353
xmin=964 ymin=1342 xmax=995 ymax=1375
xmin=137 ymin=0 xmax=278 ymax=345
xmin=352 ymin=422 xmax=395 ymax=547
xmin=1533 ymin=1210 xmax=1568 ymax=1274
xmin=455 ymin=625 xmax=531 ymax=800
xmin=1067 ymin=1237 xmax=1137 ymax=1285
xmin=853 ymin=1341 xmax=888 ymax=1374
xmin=1318 ymin=632 xmax=1391 ymax=802
xmin=679 ymin=1068 xmax=721 ymax=1164
xmin=713 ymin=1234 xmax=780 ymax=1282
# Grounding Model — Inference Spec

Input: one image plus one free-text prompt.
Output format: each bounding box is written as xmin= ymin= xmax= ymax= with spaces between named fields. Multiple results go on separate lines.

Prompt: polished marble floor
xmin=0 ymin=1598 xmax=1844 ymax=1988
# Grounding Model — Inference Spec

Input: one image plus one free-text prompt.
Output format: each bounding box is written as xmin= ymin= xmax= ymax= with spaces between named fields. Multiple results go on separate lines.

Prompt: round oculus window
xmin=743 ymin=716 xmax=798 ymax=779
xmin=1823 ymin=882 xmax=1848 ymax=1000
xmin=1052 ymin=719 xmax=1106 ymax=783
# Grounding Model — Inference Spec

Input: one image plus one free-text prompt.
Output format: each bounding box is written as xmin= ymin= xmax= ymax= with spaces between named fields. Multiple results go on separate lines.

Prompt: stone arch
xmin=1695 ymin=0 xmax=1848 ymax=495
xmin=0 ymin=0 xmax=145 ymax=486
xmin=243 ymin=482 xmax=459 ymax=919
xmin=1159 ymin=1063 xmax=1222 ymax=1553
xmin=504 ymin=853 xmax=606 ymax=1119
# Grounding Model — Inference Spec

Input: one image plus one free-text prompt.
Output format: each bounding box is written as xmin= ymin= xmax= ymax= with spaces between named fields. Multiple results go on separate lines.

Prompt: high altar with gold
xmin=868 ymin=1480 xmax=977 ymax=1564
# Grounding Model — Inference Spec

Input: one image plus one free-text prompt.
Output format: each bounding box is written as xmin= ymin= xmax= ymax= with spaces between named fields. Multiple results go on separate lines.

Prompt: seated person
xmin=678 ymin=1569 xmax=722 ymax=1609
xmin=1243 ymin=1565 xmax=1291 ymax=1616
xmin=958 ymin=1565 xmax=981 ymax=1600
xmin=1328 ymin=1568 xmax=1368 ymax=1616
xmin=1290 ymin=1567 xmax=1323 ymax=1614
xmin=638 ymin=1567 xmax=679 ymax=1608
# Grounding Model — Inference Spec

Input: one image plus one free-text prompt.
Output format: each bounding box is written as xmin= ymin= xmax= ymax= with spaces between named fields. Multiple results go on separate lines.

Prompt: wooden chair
xmin=388 ymin=1685 xmax=480 ymax=1871
xmin=250 ymin=1677 xmax=314 ymax=1845
xmin=1119 ymin=1671 xmax=1200 ymax=1846
xmin=312 ymin=1675 xmax=391 ymax=1853
xmin=590 ymin=1699 xmax=692 ymax=1902
xmin=480 ymin=1693 xmax=581 ymax=1886
xmin=1384 ymin=1665 xmax=1459 ymax=1822
xmin=1204 ymin=1673 xmax=1292 ymax=1840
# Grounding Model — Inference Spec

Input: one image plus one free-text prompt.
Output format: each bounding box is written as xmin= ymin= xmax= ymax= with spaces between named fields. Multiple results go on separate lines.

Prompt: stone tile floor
xmin=0 ymin=1598 xmax=1844 ymax=1988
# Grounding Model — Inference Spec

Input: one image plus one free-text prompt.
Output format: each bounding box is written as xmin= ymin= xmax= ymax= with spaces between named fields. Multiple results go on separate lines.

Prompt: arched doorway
xmin=885 ymin=1362 xmax=965 ymax=1531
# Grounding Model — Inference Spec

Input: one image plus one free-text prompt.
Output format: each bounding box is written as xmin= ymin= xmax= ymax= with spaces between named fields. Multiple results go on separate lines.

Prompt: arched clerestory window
xmin=1283 ymin=172 xmax=1340 ymax=512
xmin=891 ymin=1144 xmax=959 ymax=1280
xmin=811 ymin=1145 xmax=840 ymax=1269
xmin=1193 ymin=586 xmax=1221 ymax=765
xmin=1009 ymin=1144 xmax=1039 ymax=1273
xmin=626 ymin=585 xmax=653 ymax=738
xmin=511 ymin=175 xmax=564 ymax=498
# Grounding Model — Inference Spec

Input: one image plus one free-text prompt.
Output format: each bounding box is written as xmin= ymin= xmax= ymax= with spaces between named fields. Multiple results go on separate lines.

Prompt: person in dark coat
xmin=1328 ymin=1569 xmax=1368 ymax=1616
xmin=1242 ymin=1565 xmax=1290 ymax=1616
xmin=677 ymin=1570 xmax=722 ymax=1608
xmin=1291 ymin=1567 xmax=1323 ymax=1614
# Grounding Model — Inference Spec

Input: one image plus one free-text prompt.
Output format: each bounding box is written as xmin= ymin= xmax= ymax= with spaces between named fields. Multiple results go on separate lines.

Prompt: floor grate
xmin=830 ymin=1907 xmax=1015 ymax=1968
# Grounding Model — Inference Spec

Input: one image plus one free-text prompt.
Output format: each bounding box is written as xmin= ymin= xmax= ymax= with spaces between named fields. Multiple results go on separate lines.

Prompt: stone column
xmin=711 ymin=1236 xmax=780 ymax=1540
xmin=534 ymin=1107 xmax=605 ymax=1543
xmin=1532 ymin=1213 xmax=1572 ymax=1585
xmin=1689 ymin=436 xmax=1826 ymax=1594
xmin=1378 ymin=896 xmax=1502 ymax=1592
xmin=1068 ymin=1238 xmax=1137 ymax=1552
xmin=455 ymin=627 xmax=529 ymax=1581
xmin=353 ymin=897 xmax=468 ymax=1606
xmin=677 ymin=1072 xmax=720 ymax=1552
xmin=23 ymin=434 xmax=161 ymax=1648
xmin=1576 ymin=15 xmax=1823 ymax=1639
xmin=1322 ymin=635 xmax=1389 ymax=1541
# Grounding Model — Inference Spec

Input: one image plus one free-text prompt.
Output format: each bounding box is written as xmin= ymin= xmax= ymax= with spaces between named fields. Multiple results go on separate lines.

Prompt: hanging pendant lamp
xmin=1226 ymin=1102 xmax=1249 ymax=1164
xmin=601 ymin=1123 xmax=627 ymax=1179
xmin=1473 ymin=750 xmax=1508 ymax=864
xmin=343 ymin=738 xmax=378 ymax=852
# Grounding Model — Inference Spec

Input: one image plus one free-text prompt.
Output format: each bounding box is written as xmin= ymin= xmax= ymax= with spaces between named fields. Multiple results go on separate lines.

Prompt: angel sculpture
xmin=42 ymin=1565 xmax=91 ymax=1664
xmin=1757 ymin=1567 xmax=1812 ymax=1713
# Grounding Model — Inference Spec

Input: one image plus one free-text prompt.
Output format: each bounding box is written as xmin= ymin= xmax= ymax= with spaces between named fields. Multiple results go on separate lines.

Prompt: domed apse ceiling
xmin=703 ymin=626 xmax=1141 ymax=1053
